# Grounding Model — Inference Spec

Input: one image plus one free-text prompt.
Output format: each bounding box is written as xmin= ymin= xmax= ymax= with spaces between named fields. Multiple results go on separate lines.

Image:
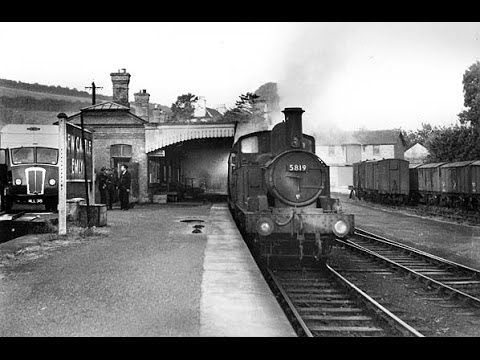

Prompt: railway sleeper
xmin=294 ymin=299 xmax=357 ymax=305
xmin=299 ymin=308 xmax=365 ymax=314
xmin=290 ymin=294 xmax=352 ymax=300
xmin=303 ymin=315 xmax=373 ymax=321
xmin=286 ymin=288 xmax=345 ymax=294
xmin=309 ymin=326 xmax=386 ymax=334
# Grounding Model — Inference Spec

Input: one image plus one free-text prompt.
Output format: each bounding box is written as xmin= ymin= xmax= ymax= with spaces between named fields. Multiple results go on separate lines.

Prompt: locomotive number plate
xmin=287 ymin=164 xmax=308 ymax=172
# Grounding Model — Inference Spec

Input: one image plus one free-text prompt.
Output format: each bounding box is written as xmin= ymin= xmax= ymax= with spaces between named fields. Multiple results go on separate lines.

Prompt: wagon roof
xmin=417 ymin=162 xmax=447 ymax=168
xmin=440 ymin=160 xmax=475 ymax=168
xmin=409 ymin=163 xmax=423 ymax=169
xmin=470 ymin=160 xmax=480 ymax=166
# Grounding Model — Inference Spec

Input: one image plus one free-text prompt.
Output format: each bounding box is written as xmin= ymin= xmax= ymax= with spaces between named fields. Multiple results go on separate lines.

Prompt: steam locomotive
xmin=228 ymin=107 xmax=354 ymax=267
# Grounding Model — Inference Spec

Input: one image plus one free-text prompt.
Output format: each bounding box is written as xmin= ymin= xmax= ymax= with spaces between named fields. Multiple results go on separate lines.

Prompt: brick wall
xmin=69 ymin=110 xmax=149 ymax=203
xmin=93 ymin=127 xmax=148 ymax=203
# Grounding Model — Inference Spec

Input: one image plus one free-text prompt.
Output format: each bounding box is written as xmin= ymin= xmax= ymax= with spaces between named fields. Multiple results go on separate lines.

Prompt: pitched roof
xmin=66 ymin=101 xmax=147 ymax=124
xmin=80 ymin=101 xmax=130 ymax=111
xmin=206 ymin=107 xmax=222 ymax=121
xmin=316 ymin=129 xmax=405 ymax=146
xmin=354 ymin=130 xmax=405 ymax=146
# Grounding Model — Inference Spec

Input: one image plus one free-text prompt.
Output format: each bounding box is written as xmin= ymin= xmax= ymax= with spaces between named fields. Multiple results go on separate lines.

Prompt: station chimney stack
xmin=110 ymin=68 xmax=131 ymax=108
xmin=134 ymin=89 xmax=150 ymax=121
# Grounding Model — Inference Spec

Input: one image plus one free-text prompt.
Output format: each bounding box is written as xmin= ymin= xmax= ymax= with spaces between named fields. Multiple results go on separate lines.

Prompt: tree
xmin=424 ymin=125 xmax=480 ymax=162
xmin=458 ymin=61 xmax=480 ymax=127
xmin=170 ymin=93 xmax=198 ymax=121
xmin=403 ymin=123 xmax=434 ymax=149
xmin=222 ymin=92 xmax=266 ymax=123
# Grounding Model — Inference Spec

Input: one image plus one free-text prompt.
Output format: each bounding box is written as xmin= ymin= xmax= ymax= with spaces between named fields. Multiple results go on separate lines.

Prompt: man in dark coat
xmin=105 ymin=168 xmax=116 ymax=210
xmin=118 ymin=164 xmax=131 ymax=210
xmin=98 ymin=167 xmax=108 ymax=205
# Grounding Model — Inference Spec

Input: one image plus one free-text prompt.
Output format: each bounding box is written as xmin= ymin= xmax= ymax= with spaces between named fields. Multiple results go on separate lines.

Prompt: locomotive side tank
xmin=228 ymin=107 xmax=354 ymax=267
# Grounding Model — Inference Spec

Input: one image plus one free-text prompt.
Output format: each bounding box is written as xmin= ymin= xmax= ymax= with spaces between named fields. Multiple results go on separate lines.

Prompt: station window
xmin=111 ymin=144 xmax=132 ymax=158
xmin=241 ymin=136 xmax=259 ymax=154
xmin=148 ymin=156 xmax=165 ymax=184
xmin=373 ymin=145 xmax=380 ymax=155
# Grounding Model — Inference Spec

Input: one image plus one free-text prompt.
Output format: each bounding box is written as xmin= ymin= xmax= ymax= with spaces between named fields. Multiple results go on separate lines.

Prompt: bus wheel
xmin=4 ymin=196 xmax=13 ymax=212
xmin=45 ymin=198 xmax=57 ymax=212
xmin=49 ymin=197 xmax=59 ymax=213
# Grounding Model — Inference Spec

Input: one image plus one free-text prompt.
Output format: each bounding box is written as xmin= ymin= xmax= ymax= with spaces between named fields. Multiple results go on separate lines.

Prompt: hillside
xmin=0 ymin=78 xmax=112 ymax=127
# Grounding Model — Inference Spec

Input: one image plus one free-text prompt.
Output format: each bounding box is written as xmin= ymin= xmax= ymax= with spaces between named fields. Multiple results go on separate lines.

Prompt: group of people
xmin=98 ymin=164 xmax=131 ymax=211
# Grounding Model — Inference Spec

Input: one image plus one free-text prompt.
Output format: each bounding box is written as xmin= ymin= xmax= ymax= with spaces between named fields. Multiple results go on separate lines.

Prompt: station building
xmin=66 ymin=69 xmax=237 ymax=203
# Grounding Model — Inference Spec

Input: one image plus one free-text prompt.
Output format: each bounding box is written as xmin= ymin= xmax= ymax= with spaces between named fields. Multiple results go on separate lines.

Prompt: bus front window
xmin=11 ymin=147 xmax=34 ymax=164
xmin=37 ymin=147 xmax=58 ymax=165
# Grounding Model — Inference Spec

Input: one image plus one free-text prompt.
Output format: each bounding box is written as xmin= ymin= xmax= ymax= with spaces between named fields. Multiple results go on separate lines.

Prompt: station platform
xmin=0 ymin=202 xmax=296 ymax=337
xmin=335 ymin=193 xmax=480 ymax=271
xmin=200 ymin=204 xmax=296 ymax=336
xmin=0 ymin=211 xmax=57 ymax=243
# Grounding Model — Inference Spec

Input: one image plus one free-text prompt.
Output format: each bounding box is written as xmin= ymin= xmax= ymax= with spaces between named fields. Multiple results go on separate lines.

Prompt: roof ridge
xmin=80 ymin=101 xmax=130 ymax=111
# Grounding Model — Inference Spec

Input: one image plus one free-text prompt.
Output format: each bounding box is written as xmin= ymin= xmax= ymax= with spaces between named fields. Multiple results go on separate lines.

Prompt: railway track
xmin=266 ymin=265 xmax=423 ymax=337
xmin=334 ymin=228 xmax=480 ymax=308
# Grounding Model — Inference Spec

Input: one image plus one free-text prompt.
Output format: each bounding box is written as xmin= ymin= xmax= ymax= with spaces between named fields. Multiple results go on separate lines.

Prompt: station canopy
xmin=145 ymin=123 xmax=235 ymax=153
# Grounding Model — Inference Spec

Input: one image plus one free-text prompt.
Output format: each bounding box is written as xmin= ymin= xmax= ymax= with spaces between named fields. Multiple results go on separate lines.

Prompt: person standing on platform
xmin=106 ymin=168 xmax=116 ymax=210
xmin=119 ymin=164 xmax=131 ymax=211
xmin=98 ymin=167 xmax=108 ymax=205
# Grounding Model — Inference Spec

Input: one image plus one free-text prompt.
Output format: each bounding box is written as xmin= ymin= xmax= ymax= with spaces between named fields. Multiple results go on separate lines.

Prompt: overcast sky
xmin=1 ymin=22 xmax=480 ymax=133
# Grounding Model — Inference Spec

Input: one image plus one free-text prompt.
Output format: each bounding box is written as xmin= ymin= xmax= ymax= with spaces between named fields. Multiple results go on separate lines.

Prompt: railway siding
xmin=336 ymin=193 xmax=480 ymax=271
xmin=329 ymin=244 xmax=480 ymax=336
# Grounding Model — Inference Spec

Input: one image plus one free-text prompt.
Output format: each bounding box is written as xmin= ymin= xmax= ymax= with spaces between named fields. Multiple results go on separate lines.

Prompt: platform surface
xmin=0 ymin=202 xmax=295 ymax=337
xmin=200 ymin=204 xmax=296 ymax=336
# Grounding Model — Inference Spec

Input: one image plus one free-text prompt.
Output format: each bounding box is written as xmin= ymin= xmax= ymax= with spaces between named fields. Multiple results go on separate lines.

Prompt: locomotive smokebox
xmin=282 ymin=107 xmax=304 ymax=148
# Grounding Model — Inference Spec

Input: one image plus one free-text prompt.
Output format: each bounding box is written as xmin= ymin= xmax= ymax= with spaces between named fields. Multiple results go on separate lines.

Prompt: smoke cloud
xmin=276 ymin=23 xmax=353 ymax=137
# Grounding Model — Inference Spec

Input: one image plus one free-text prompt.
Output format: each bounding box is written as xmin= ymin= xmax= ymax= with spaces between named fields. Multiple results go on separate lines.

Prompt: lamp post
xmin=80 ymin=111 xmax=90 ymax=228
xmin=57 ymin=113 xmax=67 ymax=236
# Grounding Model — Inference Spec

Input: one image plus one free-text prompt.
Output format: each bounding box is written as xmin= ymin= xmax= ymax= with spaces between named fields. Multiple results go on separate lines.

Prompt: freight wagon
xmin=352 ymin=158 xmax=410 ymax=204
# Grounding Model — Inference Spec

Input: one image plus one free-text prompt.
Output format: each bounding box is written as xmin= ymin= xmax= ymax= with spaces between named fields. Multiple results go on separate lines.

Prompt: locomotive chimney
xmin=282 ymin=107 xmax=304 ymax=148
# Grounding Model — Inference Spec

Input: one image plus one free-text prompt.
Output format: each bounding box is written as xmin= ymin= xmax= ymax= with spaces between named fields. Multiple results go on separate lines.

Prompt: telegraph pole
xmin=85 ymin=82 xmax=103 ymax=105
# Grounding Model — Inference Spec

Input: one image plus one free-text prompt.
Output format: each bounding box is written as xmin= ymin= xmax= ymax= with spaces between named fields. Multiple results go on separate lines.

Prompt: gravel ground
xmin=328 ymin=193 xmax=480 ymax=337
xmin=0 ymin=203 xmax=210 ymax=337
xmin=335 ymin=193 xmax=480 ymax=270
xmin=330 ymin=247 xmax=480 ymax=337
